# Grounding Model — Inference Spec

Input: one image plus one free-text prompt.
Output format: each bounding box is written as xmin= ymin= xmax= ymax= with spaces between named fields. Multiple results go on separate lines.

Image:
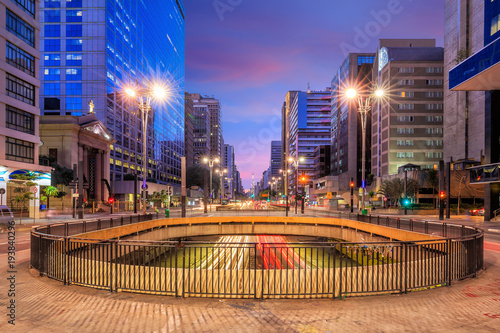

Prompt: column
xmin=95 ymin=151 xmax=102 ymax=201
xmin=82 ymin=146 xmax=89 ymax=185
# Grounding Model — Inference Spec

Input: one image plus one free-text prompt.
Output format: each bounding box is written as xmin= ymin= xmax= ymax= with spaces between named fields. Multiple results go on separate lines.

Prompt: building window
xmin=426 ymin=67 xmax=443 ymax=73
xmin=426 ymin=140 xmax=443 ymax=146
xmin=13 ymin=0 xmax=35 ymax=18
xmin=6 ymin=74 xmax=35 ymax=105
xmin=6 ymin=105 xmax=35 ymax=135
xmin=44 ymin=97 xmax=60 ymax=110
xmin=66 ymin=68 xmax=82 ymax=80
xmin=49 ymin=148 xmax=58 ymax=164
xmin=66 ymin=24 xmax=82 ymax=37
xmin=397 ymin=152 xmax=414 ymax=158
xmin=398 ymin=67 xmax=414 ymax=73
xmin=5 ymin=137 xmax=34 ymax=164
xmin=398 ymin=79 xmax=414 ymax=85
xmin=425 ymin=104 xmax=443 ymax=110
xmin=66 ymin=53 xmax=82 ymax=66
xmin=66 ymin=82 xmax=82 ymax=95
xmin=425 ymin=128 xmax=443 ymax=134
xmin=44 ymin=54 xmax=60 ymax=66
xmin=425 ymin=116 xmax=443 ymax=122
xmin=44 ymin=83 xmax=60 ymax=95
xmin=399 ymin=91 xmax=414 ymax=98
xmin=44 ymin=10 xmax=60 ymax=22
xmin=44 ymin=39 xmax=60 ymax=52
xmin=397 ymin=140 xmax=414 ymax=146
xmin=44 ymin=68 xmax=60 ymax=81
xmin=426 ymin=79 xmax=443 ymax=85
xmin=6 ymin=42 xmax=35 ymax=76
xmin=426 ymin=152 xmax=443 ymax=158
xmin=397 ymin=116 xmax=414 ymax=122
xmin=425 ymin=91 xmax=443 ymax=98
xmin=66 ymin=39 xmax=82 ymax=51
xmin=67 ymin=10 xmax=83 ymax=22
xmin=397 ymin=104 xmax=414 ymax=110
xmin=357 ymin=56 xmax=375 ymax=65
xmin=66 ymin=0 xmax=83 ymax=8
xmin=45 ymin=0 xmax=60 ymax=8
xmin=6 ymin=10 xmax=34 ymax=47
xmin=45 ymin=24 xmax=60 ymax=37
xmin=397 ymin=128 xmax=414 ymax=134
xmin=66 ymin=97 xmax=82 ymax=110
xmin=491 ymin=14 xmax=500 ymax=36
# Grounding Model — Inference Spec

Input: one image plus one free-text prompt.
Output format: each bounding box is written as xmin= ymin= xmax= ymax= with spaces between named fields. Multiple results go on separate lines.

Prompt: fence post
xmin=447 ymin=238 xmax=452 ymax=287
xmin=64 ymin=238 xmax=68 ymax=285
xmin=404 ymin=242 xmax=408 ymax=294
xmin=400 ymin=243 xmax=405 ymax=294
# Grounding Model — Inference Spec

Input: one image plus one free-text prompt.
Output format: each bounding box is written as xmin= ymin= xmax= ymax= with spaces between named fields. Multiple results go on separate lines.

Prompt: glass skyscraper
xmin=40 ymin=0 xmax=185 ymax=185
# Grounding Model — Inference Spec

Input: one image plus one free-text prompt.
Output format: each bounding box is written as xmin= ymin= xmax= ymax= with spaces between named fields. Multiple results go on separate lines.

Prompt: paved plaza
xmin=1 ymin=227 xmax=500 ymax=332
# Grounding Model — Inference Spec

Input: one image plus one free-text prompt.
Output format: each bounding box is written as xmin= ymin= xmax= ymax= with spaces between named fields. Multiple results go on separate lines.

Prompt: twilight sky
xmin=184 ymin=0 xmax=444 ymax=189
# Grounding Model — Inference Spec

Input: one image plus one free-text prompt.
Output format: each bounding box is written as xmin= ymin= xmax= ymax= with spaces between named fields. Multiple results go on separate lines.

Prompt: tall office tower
xmin=448 ymin=0 xmax=500 ymax=219
xmin=39 ymin=0 xmax=185 ymax=186
xmin=372 ymin=39 xmax=444 ymax=177
xmin=223 ymin=144 xmax=235 ymax=197
xmin=444 ymin=0 xmax=485 ymax=166
xmin=184 ymin=92 xmax=194 ymax=168
xmin=1 ymin=0 xmax=52 ymax=205
xmin=206 ymin=96 xmax=222 ymax=160
xmin=286 ymin=88 xmax=331 ymax=193
xmin=281 ymin=91 xmax=298 ymax=171
xmin=190 ymin=93 xmax=211 ymax=164
xmin=331 ymin=53 xmax=375 ymax=189
xmin=270 ymin=140 xmax=281 ymax=179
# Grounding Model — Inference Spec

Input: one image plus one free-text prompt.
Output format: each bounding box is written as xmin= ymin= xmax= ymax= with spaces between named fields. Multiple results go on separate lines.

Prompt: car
xmin=0 ymin=205 xmax=14 ymax=224
xmin=469 ymin=207 xmax=484 ymax=216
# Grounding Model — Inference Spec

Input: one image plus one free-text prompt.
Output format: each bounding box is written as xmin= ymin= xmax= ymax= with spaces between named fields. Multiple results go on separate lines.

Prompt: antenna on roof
xmin=307 ymin=82 xmax=311 ymax=92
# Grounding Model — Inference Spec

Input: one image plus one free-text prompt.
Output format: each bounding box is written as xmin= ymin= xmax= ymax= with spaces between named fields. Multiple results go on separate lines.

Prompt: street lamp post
xmin=457 ymin=173 xmax=468 ymax=215
xmin=288 ymin=156 xmax=304 ymax=214
xmin=203 ymin=157 xmax=219 ymax=208
xmin=125 ymin=84 xmax=167 ymax=215
xmin=346 ymin=88 xmax=384 ymax=213
xmin=215 ymin=168 xmax=227 ymax=203
xmin=279 ymin=168 xmax=291 ymax=216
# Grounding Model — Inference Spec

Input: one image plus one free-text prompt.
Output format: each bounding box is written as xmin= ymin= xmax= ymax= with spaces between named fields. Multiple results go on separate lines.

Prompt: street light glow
xmin=346 ymin=88 xmax=357 ymax=99
xmin=375 ymin=89 xmax=384 ymax=97
xmin=203 ymin=158 xmax=208 ymax=163
xmin=152 ymin=85 xmax=167 ymax=100
xmin=299 ymin=157 xmax=305 ymax=162
xmin=125 ymin=88 xmax=136 ymax=97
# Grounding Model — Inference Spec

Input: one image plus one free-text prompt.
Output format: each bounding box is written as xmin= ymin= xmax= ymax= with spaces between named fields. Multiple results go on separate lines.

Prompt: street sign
xmin=383 ymin=197 xmax=387 ymax=202
xmin=262 ymin=193 xmax=268 ymax=197
xmin=166 ymin=185 xmax=173 ymax=196
xmin=33 ymin=187 xmax=38 ymax=193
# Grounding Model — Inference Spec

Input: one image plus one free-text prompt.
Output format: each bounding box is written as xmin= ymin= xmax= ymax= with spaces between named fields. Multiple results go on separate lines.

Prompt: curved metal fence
xmin=31 ymin=213 xmax=484 ymax=299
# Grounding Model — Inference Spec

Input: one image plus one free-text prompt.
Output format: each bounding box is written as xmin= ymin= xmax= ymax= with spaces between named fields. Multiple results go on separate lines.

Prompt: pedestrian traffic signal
xmin=108 ymin=197 xmax=114 ymax=204
xmin=439 ymin=191 xmax=446 ymax=199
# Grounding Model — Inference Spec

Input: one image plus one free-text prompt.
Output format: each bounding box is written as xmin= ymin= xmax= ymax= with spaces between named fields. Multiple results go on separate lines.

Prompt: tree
xmin=9 ymin=173 xmax=39 ymax=224
xmin=186 ymin=166 xmax=220 ymax=194
xmin=43 ymin=186 xmax=60 ymax=209
xmin=368 ymin=191 xmax=375 ymax=205
xmin=51 ymin=164 xmax=74 ymax=187
xmin=366 ymin=174 xmax=375 ymax=187
xmin=377 ymin=178 xmax=419 ymax=207
xmin=425 ymin=169 xmax=439 ymax=208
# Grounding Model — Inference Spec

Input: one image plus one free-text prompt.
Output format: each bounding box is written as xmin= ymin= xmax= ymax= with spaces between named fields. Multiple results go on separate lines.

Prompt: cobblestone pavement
xmin=2 ymin=246 xmax=500 ymax=333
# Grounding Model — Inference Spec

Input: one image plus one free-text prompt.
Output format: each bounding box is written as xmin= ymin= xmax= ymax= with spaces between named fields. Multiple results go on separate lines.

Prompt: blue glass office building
xmin=449 ymin=0 xmax=500 ymax=220
xmin=40 ymin=0 xmax=185 ymax=185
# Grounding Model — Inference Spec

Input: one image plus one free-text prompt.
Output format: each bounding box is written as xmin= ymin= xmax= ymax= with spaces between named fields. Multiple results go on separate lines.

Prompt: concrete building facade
xmin=184 ymin=92 xmax=194 ymax=168
xmin=372 ymin=39 xmax=445 ymax=177
xmin=1 ymin=0 xmax=52 ymax=214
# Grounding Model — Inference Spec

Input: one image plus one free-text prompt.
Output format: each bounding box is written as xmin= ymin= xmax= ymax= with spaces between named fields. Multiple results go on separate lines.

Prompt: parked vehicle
xmin=0 ymin=205 xmax=14 ymax=223
xmin=469 ymin=207 xmax=484 ymax=216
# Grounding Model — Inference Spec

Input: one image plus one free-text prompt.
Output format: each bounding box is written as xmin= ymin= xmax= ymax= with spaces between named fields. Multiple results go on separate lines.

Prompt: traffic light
xmin=402 ymin=198 xmax=410 ymax=207
xmin=350 ymin=181 xmax=355 ymax=188
xmin=108 ymin=197 xmax=114 ymax=204
xmin=439 ymin=191 xmax=446 ymax=199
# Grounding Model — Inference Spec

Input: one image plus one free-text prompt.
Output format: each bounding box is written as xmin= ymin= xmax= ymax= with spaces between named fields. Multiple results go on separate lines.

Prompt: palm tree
xmin=377 ymin=178 xmax=419 ymax=207
xmin=43 ymin=186 xmax=60 ymax=210
xmin=425 ymin=169 xmax=439 ymax=208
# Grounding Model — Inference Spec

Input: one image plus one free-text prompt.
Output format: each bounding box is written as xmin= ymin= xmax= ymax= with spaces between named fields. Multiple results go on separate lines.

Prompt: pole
xmin=350 ymin=177 xmax=354 ymax=213
xmin=446 ymin=162 xmax=451 ymax=219
xmin=295 ymin=164 xmax=298 ymax=215
xmin=72 ymin=163 xmax=77 ymax=219
xmin=439 ymin=160 xmax=445 ymax=220
xmin=209 ymin=163 xmax=213 ymax=211
xmin=204 ymin=169 xmax=208 ymax=214
xmin=181 ymin=157 xmax=186 ymax=218
xmin=133 ymin=172 xmax=138 ymax=214
xmin=78 ymin=160 xmax=84 ymax=219
xmin=141 ymin=103 xmax=148 ymax=215
xmin=360 ymin=102 xmax=369 ymax=212
xmin=404 ymin=170 xmax=408 ymax=216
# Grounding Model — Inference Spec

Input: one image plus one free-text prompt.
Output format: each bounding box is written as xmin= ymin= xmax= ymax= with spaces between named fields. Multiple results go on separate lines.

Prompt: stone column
xmin=95 ymin=151 xmax=102 ymax=201
xmin=82 ymin=146 xmax=89 ymax=184
xmin=103 ymin=149 xmax=111 ymax=198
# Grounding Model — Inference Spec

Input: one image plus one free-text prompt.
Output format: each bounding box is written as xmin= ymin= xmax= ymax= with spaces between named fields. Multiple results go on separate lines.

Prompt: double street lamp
xmin=288 ymin=156 xmax=305 ymax=214
xmin=125 ymin=84 xmax=167 ymax=215
xmin=215 ymin=168 xmax=227 ymax=203
xmin=203 ymin=157 xmax=219 ymax=206
xmin=345 ymin=88 xmax=384 ymax=212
